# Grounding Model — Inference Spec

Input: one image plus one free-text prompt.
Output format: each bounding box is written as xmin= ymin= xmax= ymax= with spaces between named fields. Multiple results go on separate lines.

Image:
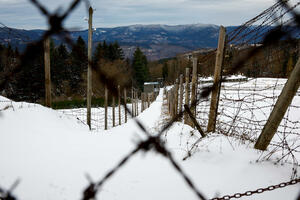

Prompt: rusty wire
xmin=0 ymin=0 xmax=300 ymax=199
xmin=210 ymin=178 xmax=300 ymax=200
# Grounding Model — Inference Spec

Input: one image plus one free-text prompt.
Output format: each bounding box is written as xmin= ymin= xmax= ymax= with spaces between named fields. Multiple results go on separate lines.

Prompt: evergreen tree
xmin=106 ymin=42 xmax=124 ymax=61
xmin=162 ymin=62 xmax=168 ymax=81
xmin=14 ymin=47 xmax=20 ymax=57
xmin=70 ymin=36 xmax=87 ymax=93
xmin=102 ymin=40 xmax=109 ymax=60
xmin=93 ymin=42 xmax=103 ymax=64
xmin=0 ymin=44 xmax=5 ymax=71
xmin=112 ymin=41 xmax=124 ymax=60
xmin=13 ymin=43 xmax=44 ymax=102
xmin=132 ymin=47 xmax=149 ymax=91
xmin=107 ymin=43 xmax=115 ymax=61
xmin=52 ymin=43 xmax=70 ymax=95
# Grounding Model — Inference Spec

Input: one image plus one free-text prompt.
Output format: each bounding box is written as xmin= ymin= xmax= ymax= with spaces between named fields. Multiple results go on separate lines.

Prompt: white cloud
xmin=0 ymin=0 xmax=292 ymax=29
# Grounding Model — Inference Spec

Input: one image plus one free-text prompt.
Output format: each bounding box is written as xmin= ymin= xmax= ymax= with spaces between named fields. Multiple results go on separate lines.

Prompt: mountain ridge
xmin=0 ymin=23 xmax=238 ymax=60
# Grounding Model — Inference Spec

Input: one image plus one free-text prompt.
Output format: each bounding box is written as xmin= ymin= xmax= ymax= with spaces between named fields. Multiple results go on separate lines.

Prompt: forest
xmin=0 ymin=36 xmax=149 ymax=106
xmin=0 ymin=37 xmax=299 ymax=106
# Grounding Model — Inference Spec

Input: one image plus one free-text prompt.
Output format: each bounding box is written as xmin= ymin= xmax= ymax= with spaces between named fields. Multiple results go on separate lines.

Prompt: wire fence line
xmin=1 ymin=0 xmax=300 ymax=199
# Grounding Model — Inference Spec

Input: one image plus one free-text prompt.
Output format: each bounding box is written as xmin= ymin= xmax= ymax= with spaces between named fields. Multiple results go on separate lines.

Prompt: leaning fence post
xmin=191 ymin=57 xmax=198 ymax=120
xmin=207 ymin=26 xmax=226 ymax=133
xmin=179 ymin=74 xmax=184 ymax=116
xmin=184 ymin=105 xmax=206 ymax=137
xmin=124 ymin=88 xmax=127 ymax=123
xmin=184 ymin=68 xmax=191 ymax=125
xmin=118 ymin=85 xmax=121 ymax=125
xmin=104 ymin=84 xmax=108 ymax=130
xmin=112 ymin=95 xmax=115 ymax=127
xmin=255 ymin=57 xmax=300 ymax=150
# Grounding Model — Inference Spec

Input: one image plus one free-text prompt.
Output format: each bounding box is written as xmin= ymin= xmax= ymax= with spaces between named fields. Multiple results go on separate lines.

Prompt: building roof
xmin=144 ymin=82 xmax=159 ymax=85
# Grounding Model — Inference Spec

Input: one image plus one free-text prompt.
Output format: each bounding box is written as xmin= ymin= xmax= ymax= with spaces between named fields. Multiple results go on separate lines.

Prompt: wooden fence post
xmin=148 ymin=93 xmax=150 ymax=108
xmin=135 ymin=91 xmax=138 ymax=116
xmin=255 ymin=57 xmax=300 ymax=150
xmin=167 ymin=91 xmax=170 ymax=114
xmin=135 ymin=91 xmax=137 ymax=116
xmin=167 ymin=91 xmax=169 ymax=113
xmin=141 ymin=93 xmax=144 ymax=112
xmin=104 ymin=84 xmax=108 ymax=130
xmin=170 ymin=89 xmax=175 ymax=118
xmin=191 ymin=57 xmax=198 ymax=119
xmin=152 ymin=92 xmax=155 ymax=102
xmin=184 ymin=68 xmax=191 ymax=125
xmin=179 ymin=74 xmax=183 ymax=115
xmin=175 ymin=79 xmax=179 ymax=116
xmin=118 ymin=85 xmax=121 ymax=125
xmin=184 ymin=105 xmax=206 ymax=137
xmin=142 ymin=93 xmax=145 ymax=112
xmin=112 ymin=95 xmax=115 ymax=127
xmin=87 ymin=7 xmax=93 ymax=130
xmin=132 ymin=88 xmax=134 ymax=117
xmin=44 ymin=37 xmax=51 ymax=108
xmin=207 ymin=26 xmax=226 ymax=132
xmin=124 ymin=88 xmax=127 ymax=123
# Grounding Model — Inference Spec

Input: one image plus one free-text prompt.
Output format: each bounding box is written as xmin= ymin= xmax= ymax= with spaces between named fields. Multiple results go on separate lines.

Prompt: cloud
xmin=0 ymin=0 xmax=282 ymax=29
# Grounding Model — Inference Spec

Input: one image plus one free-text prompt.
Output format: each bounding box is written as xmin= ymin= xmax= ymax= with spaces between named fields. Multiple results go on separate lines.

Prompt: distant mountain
xmin=3 ymin=23 xmax=296 ymax=60
xmin=0 ymin=23 xmax=223 ymax=60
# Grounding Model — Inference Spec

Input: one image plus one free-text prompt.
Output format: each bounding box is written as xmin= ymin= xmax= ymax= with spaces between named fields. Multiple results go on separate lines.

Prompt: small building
xmin=144 ymin=82 xmax=160 ymax=93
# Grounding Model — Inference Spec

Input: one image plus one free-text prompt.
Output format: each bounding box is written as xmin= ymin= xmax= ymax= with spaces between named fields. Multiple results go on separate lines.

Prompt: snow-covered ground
xmin=1 ymin=83 xmax=300 ymax=200
xmin=59 ymin=102 xmax=142 ymax=131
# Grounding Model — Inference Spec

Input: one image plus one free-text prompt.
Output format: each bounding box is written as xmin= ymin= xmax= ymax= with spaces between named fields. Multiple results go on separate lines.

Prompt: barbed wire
xmin=0 ymin=179 xmax=20 ymax=200
xmin=210 ymin=178 xmax=300 ymax=200
xmin=0 ymin=0 xmax=300 ymax=199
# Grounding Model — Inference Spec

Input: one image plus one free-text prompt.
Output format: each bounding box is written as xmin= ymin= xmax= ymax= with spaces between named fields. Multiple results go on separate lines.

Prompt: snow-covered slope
xmin=0 ymin=90 xmax=299 ymax=200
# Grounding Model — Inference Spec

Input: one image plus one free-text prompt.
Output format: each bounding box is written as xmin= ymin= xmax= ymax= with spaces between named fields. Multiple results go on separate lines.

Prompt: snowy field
xmin=59 ymin=102 xmax=142 ymax=131
xmin=194 ymin=78 xmax=300 ymax=164
xmin=1 ymin=78 xmax=300 ymax=200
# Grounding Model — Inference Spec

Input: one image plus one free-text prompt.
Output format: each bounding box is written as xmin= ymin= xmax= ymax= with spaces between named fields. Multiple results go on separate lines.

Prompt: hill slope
xmin=0 ymin=90 xmax=299 ymax=200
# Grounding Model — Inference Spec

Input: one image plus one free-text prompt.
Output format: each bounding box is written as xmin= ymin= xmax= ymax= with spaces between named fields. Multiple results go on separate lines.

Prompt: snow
xmin=1 ymin=81 xmax=300 ymax=200
xmin=126 ymin=24 xmax=218 ymax=32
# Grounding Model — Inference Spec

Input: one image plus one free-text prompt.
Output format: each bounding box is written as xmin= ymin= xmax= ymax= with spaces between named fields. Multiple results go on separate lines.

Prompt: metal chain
xmin=211 ymin=178 xmax=300 ymax=200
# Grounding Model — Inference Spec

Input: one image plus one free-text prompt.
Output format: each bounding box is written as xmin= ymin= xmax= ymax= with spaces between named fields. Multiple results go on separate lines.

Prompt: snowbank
xmin=0 ymin=89 xmax=299 ymax=200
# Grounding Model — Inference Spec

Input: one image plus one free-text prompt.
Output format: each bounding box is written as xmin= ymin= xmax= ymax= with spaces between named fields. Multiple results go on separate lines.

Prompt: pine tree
xmin=0 ymin=44 xmax=5 ymax=71
xmin=93 ymin=42 xmax=103 ymax=64
xmin=102 ymin=40 xmax=109 ymax=60
xmin=113 ymin=41 xmax=124 ymax=60
xmin=52 ymin=43 xmax=70 ymax=95
xmin=70 ymin=36 xmax=87 ymax=93
xmin=13 ymin=43 xmax=44 ymax=102
xmin=132 ymin=47 xmax=149 ymax=91
xmin=107 ymin=43 xmax=115 ymax=61
xmin=162 ymin=62 xmax=168 ymax=81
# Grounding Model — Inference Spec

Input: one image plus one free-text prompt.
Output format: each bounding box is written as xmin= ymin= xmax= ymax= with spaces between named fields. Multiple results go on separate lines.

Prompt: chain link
xmin=211 ymin=178 xmax=300 ymax=200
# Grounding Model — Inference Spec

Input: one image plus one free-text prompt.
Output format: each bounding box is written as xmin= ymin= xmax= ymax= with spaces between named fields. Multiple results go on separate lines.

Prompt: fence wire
xmin=1 ymin=0 xmax=300 ymax=200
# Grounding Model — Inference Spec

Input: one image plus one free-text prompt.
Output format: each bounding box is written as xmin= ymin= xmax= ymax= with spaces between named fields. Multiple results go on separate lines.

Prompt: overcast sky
xmin=0 ymin=0 xmax=284 ymax=30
